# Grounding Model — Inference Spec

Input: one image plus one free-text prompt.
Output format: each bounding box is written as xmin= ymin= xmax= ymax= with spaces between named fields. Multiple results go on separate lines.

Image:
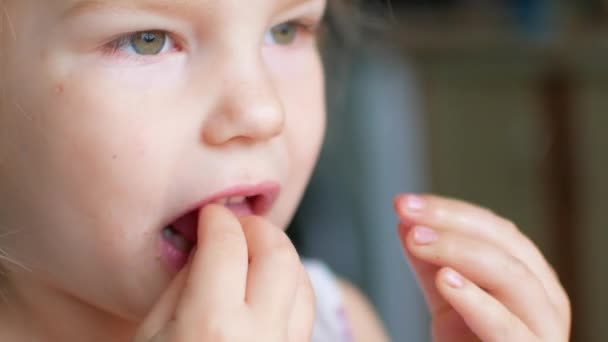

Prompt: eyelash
xmin=288 ymin=19 xmax=322 ymax=37
xmin=100 ymin=32 xmax=180 ymax=60
xmin=100 ymin=20 xmax=320 ymax=60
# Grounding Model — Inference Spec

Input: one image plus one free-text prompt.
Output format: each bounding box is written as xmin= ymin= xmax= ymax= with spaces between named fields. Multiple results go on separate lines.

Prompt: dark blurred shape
xmin=539 ymin=63 xmax=581 ymax=342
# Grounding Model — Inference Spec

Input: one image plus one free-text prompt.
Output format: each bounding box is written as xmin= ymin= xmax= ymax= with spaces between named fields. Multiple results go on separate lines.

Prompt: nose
xmin=202 ymin=60 xmax=285 ymax=146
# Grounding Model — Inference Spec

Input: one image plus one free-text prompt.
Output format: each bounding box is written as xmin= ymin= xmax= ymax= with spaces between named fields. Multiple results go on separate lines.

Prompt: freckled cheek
xmin=43 ymin=79 xmax=177 ymax=220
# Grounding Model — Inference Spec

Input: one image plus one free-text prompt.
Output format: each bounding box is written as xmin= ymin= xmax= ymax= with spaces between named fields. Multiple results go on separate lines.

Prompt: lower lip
xmin=159 ymin=202 xmax=256 ymax=272
xmin=159 ymin=237 xmax=189 ymax=272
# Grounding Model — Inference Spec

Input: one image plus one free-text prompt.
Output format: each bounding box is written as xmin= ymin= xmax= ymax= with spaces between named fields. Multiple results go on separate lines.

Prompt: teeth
xmin=227 ymin=196 xmax=246 ymax=205
xmin=215 ymin=198 xmax=229 ymax=205
xmin=214 ymin=196 xmax=248 ymax=206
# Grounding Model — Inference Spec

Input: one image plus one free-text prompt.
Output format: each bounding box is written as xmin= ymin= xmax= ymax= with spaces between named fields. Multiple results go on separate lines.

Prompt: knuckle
xmin=496 ymin=314 xmax=524 ymax=342
xmin=500 ymin=218 xmax=520 ymax=234
xmin=546 ymin=263 xmax=559 ymax=279
xmin=518 ymin=233 xmax=536 ymax=250
xmin=502 ymin=255 xmax=530 ymax=282
xmin=481 ymin=206 xmax=498 ymax=217
xmin=439 ymin=235 xmax=459 ymax=260
xmin=475 ymin=299 xmax=524 ymax=342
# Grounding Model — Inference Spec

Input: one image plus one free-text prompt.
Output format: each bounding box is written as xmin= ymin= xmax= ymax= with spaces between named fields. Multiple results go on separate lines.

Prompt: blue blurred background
xmin=289 ymin=1 xmax=608 ymax=341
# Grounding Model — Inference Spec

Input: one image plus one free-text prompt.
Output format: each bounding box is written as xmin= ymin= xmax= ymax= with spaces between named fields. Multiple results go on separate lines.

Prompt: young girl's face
xmin=0 ymin=0 xmax=326 ymax=321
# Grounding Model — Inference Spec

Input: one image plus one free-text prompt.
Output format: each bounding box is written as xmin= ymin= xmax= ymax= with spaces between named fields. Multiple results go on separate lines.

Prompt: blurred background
xmin=288 ymin=1 xmax=607 ymax=341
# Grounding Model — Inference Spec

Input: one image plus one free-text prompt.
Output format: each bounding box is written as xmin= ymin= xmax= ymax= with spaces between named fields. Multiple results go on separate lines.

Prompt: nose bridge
xmin=202 ymin=50 xmax=285 ymax=146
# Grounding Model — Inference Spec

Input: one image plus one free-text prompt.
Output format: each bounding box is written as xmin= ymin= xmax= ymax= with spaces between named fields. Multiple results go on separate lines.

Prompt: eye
xmin=131 ymin=31 xmax=167 ymax=55
xmin=105 ymin=30 xmax=175 ymax=57
xmin=265 ymin=22 xmax=299 ymax=46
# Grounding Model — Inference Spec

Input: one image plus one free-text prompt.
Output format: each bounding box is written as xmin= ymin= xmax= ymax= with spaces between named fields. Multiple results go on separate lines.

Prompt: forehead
xmin=61 ymin=0 xmax=321 ymax=16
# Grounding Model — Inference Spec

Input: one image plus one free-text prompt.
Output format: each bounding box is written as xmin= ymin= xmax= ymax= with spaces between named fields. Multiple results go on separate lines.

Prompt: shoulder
xmin=302 ymin=260 xmax=389 ymax=342
xmin=337 ymin=278 xmax=389 ymax=342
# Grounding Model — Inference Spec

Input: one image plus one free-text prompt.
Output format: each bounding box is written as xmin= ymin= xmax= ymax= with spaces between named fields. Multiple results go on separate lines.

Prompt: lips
xmin=160 ymin=182 xmax=280 ymax=270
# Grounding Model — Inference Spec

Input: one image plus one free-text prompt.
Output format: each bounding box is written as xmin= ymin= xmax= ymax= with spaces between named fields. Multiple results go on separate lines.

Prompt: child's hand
xmin=394 ymin=194 xmax=571 ymax=342
xmin=133 ymin=205 xmax=315 ymax=342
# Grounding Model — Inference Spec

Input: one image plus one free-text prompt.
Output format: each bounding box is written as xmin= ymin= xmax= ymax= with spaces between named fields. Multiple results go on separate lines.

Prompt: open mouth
xmin=160 ymin=184 xmax=279 ymax=270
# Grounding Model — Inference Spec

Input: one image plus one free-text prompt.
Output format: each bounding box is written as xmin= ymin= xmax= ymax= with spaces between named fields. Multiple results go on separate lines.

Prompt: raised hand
xmin=395 ymin=194 xmax=571 ymax=342
xmin=134 ymin=205 xmax=315 ymax=342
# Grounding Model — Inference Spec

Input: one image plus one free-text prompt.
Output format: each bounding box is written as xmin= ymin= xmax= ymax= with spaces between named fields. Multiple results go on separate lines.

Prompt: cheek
xmin=0 ymin=63 xmax=183 ymax=261
xmin=269 ymin=51 xmax=326 ymax=226
xmin=0 ymin=65 xmax=182 ymax=316
xmin=43 ymin=79 xmax=157 ymax=217
xmin=270 ymin=47 xmax=326 ymax=164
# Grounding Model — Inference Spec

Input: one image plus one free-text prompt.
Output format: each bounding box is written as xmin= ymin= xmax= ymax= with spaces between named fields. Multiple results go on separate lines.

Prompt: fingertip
xmin=393 ymin=193 xmax=413 ymax=215
xmin=396 ymin=223 xmax=412 ymax=249
xmin=437 ymin=267 xmax=466 ymax=290
xmin=433 ymin=267 xmax=537 ymax=342
xmin=197 ymin=204 xmax=242 ymax=242
xmin=397 ymin=222 xmax=409 ymax=234
xmin=394 ymin=193 xmax=427 ymax=220
xmin=198 ymin=203 xmax=233 ymax=221
xmin=443 ymin=268 xmax=465 ymax=289
xmin=393 ymin=194 xmax=407 ymax=211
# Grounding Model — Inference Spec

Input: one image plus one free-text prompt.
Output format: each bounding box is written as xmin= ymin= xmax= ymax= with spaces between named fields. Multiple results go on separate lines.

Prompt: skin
xmin=395 ymin=194 xmax=571 ymax=341
xmin=0 ymin=0 xmax=570 ymax=341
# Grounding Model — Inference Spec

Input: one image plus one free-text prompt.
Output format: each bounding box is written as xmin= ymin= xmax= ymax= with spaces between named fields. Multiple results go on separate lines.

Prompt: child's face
xmin=0 ymin=0 xmax=326 ymax=320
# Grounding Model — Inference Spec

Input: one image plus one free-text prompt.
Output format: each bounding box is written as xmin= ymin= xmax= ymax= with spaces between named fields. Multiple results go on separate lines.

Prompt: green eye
xmin=130 ymin=31 xmax=167 ymax=55
xmin=267 ymin=22 xmax=298 ymax=45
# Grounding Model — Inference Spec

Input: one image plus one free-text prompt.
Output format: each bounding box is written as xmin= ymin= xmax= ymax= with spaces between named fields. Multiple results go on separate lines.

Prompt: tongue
xmin=225 ymin=201 xmax=255 ymax=217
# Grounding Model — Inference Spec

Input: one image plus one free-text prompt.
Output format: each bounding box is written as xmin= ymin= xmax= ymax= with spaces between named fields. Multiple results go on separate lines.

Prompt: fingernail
xmin=403 ymin=194 xmax=426 ymax=213
xmin=413 ymin=226 xmax=437 ymax=245
xmin=444 ymin=269 xmax=464 ymax=288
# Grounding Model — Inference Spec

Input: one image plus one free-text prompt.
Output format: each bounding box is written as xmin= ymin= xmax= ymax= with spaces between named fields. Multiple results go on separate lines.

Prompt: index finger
xmin=134 ymin=266 xmax=189 ymax=342
xmin=176 ymin=205 xmax=248 ymax=320
xmin=394 ymin=194 xmax=570 ymax=325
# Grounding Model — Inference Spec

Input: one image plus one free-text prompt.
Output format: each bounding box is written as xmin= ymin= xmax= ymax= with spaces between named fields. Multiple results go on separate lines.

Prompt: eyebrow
xmin=62 ymin=0 xmax=196 ymax=18
xmin=62 ymin=0 xmax=323 ymax=19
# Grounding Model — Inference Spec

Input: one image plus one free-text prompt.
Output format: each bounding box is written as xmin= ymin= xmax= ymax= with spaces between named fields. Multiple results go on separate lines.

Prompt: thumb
xmin=134 ymin=265 xmax=190 ymax=342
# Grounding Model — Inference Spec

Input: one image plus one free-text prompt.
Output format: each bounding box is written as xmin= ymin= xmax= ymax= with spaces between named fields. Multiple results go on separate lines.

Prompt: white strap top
xmin=303 ymin=259 xmax=353 ymax=342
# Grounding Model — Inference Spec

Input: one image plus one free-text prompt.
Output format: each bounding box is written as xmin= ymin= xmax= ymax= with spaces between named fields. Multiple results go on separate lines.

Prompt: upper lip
xmin=165 ymin=181 xmax=281 ymax=227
